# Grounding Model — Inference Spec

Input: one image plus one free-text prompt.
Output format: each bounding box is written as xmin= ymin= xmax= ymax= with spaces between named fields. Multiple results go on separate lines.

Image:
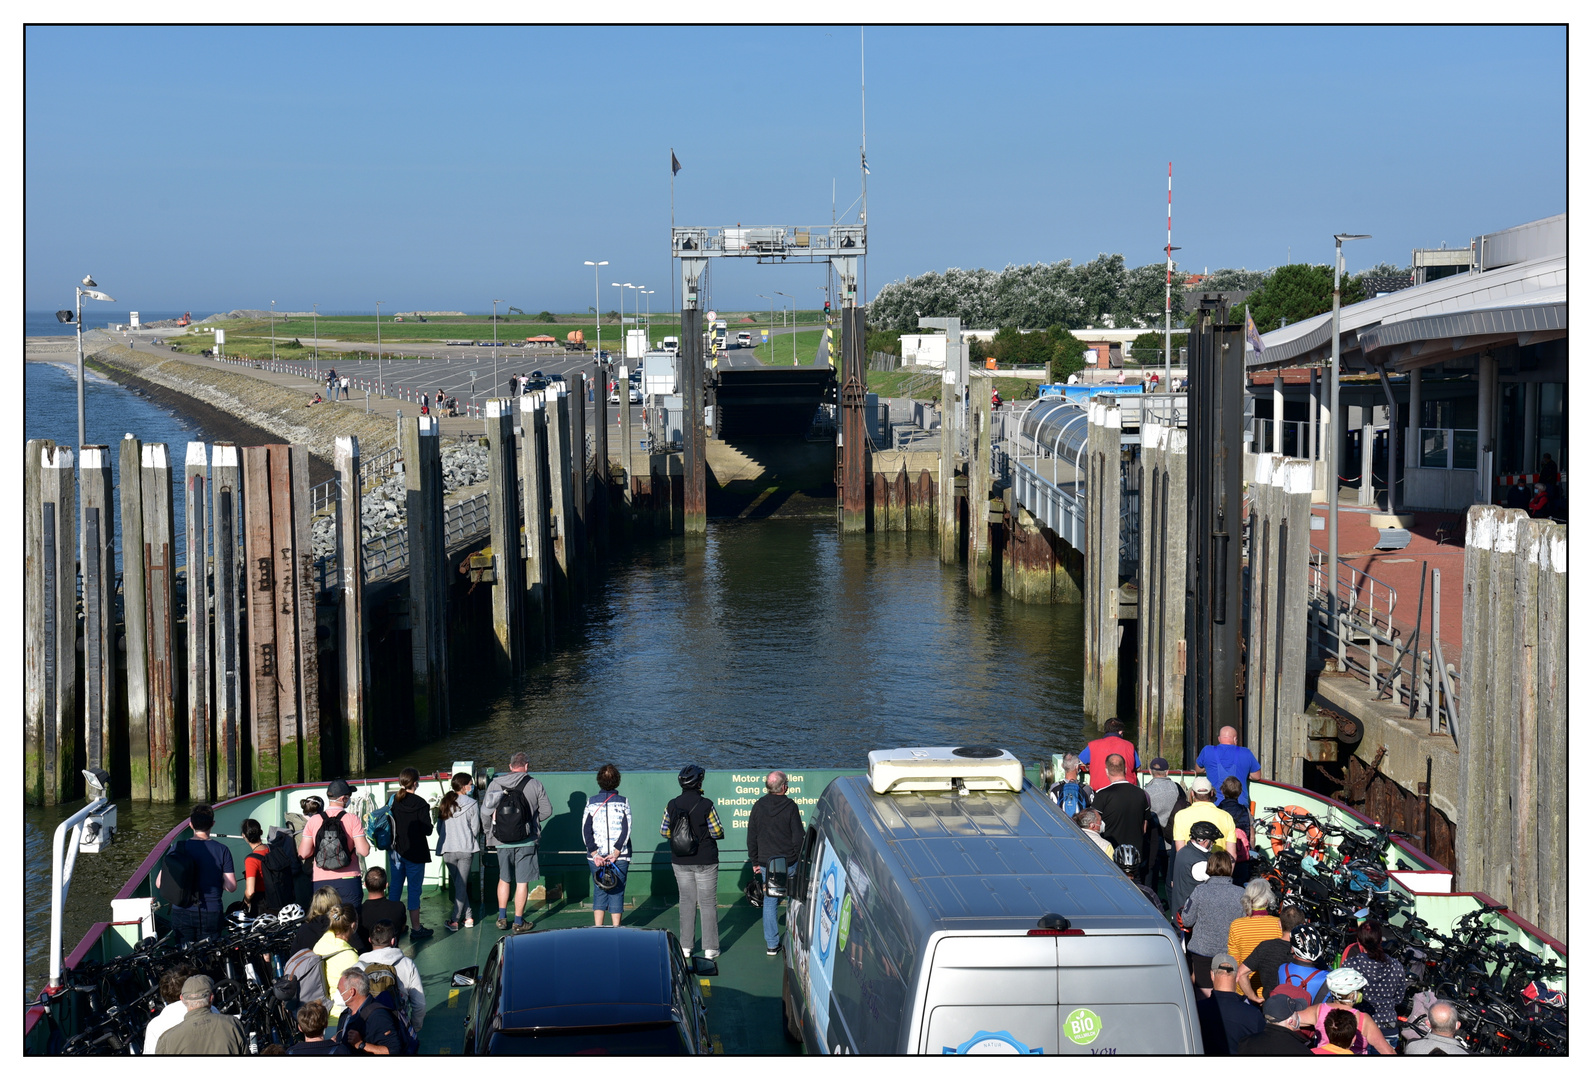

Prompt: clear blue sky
xmin=24 ymin=25 xmax=1567 ymax=316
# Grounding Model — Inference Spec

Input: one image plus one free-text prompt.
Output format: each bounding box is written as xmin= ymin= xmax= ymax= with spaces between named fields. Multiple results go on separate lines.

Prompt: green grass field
xmin=748 ymin=329 xmax=828 ymax=366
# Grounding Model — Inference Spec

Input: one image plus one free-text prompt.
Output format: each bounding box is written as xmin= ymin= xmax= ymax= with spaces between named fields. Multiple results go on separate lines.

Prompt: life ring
xmin=1267 ymin=805 xmax=1321 ymax=855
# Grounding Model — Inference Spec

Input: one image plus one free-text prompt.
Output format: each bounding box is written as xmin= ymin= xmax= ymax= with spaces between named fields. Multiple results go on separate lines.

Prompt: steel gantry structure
xmin=672 ymin=223 xmax=867 ymax=532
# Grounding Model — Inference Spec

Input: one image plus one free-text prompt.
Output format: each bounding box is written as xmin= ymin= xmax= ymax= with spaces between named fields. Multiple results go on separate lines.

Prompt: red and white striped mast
xmin=1164 ymin=161 xmax=1175 ymax=388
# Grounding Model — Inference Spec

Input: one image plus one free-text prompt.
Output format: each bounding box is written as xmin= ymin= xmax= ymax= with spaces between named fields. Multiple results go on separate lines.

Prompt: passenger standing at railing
xmin=1196 ymin=726 xmax=1262 ymax=808
xmin=583 ymin=763 xmax=633 ymax=927
xmin=155 ymin=803 xmax=237 ymax=944
xmin=388 ymin=768 xmax=435 ymax=940
xmin=436 ymin=772 xmax=481 ymax=932
xmin=298 ymin=779 xmax=372 ymax=915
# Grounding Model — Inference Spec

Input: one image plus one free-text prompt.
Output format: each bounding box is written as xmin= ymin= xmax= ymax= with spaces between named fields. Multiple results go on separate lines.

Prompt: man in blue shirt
xmin=1196 ymin=726 xmax=1262 ymax=807
xmin=155 ymin=804 xmax=237 ymax=944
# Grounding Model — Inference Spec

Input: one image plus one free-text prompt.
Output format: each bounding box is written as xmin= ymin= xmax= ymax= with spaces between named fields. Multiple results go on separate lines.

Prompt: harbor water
xmin=21 ymin=369 xmax=1091 ymax=998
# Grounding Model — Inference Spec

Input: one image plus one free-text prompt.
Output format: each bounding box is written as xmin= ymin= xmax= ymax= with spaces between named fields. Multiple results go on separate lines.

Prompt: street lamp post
xmin=585 ymin=260 xmax=608 ymax=359
xmin=776 ymin=292 xmax=794 ymax=364
xmin=376 ymin=300 xmax=385 ymax=395
xmin=611 ymin=282 xmax=633 ymax=362
xmin=270 ymin=299 xmax=276 ymax=363
xmin=72 ymin=275 xmax=115 ymax=448
xmin=312 ymin=303 xmax=319 ymax=363
xmin=758 ymin=294 xmax=774 ymax=362
xmin=1325 ymin=232 xmax=1371 ymax=653
xmin=622 ymin=284 xmax=643 ymax=364
xmin=492 ymin=298 xmax=503 ymax=397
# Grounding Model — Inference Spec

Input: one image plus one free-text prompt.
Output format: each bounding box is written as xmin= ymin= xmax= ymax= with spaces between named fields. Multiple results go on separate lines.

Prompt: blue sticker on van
xmin=943 ymin=1031 xmax=1043 ymax=1055
xmin=809 ymin=845 xmax=847 ymax=1048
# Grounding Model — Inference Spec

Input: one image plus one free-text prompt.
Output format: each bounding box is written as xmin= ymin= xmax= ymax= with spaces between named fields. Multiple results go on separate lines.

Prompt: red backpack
xmin=1272 ymin=963 xmax=1329 ymax=1006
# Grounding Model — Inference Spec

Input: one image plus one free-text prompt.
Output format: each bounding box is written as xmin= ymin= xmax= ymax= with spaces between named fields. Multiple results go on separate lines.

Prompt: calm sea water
xmin=20 ymin=376 xmax=1090 ymax=998
xmin=25 ymin=309 xmax=217 ymax=338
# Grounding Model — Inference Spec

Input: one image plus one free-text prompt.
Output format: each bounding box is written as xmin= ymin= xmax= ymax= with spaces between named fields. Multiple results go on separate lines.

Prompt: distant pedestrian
xmin=481 ymin=752 xmax=553 ymax=931
xmin=583 ymin=764 xmax=633 ymax=927
xmin=388 ymin=768 xmax=435 ymax=939
xmin=420 ymin=394 xmax=430 ymax=416
xmin=436 ymin=772 xmax=481 ymax=932
xmin=1529 ymin=482 xmax=1551 ymax=517
xmin=152 ymin=975 xmax=246 ymax=1055
xmin=1079 ymin=717 xmax=1141 ymax=789
xmin=662 ymin=765 xmax=726 ymax=960
xmin=747 ymin=770 xmax=805 ymax=955
xmin=156 ymin=803 xmax=237 ymax=945
xmin=298 ymin=779 xmax=371 ymax=914
xmin=1196 ymin=726 xmax=1262 ymax=807
xmin=341 ymin=375 xmax=350 ymax=400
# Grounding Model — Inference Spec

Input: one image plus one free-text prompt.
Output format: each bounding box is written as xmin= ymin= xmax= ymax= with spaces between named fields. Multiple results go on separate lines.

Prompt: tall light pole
xmin=312 ymin=303 xmax=319 ymax=362
xmin=623 ymin=283 xmax=643 ymax=363
xmin=375 ymin=300 xmax=385 ymax=394
xmin=758 ymin=294 xmax=774 ymax=363
xmin=491 ymin=298 xmax=504 ymax=395
xmin=585 ymin=260 xmax=608 ymax=358
xmin=72 ymin=275 xmax=115 ymax=448
xmin=776 ymin=292 xmax=794 ymax=364
xmin=270 ymin=299 xmax=277 ymax=362
xmin=1326 ymin=232 xmax=1371 ymax=646
xmin=611 ymin=282 xmax=632 ymax=360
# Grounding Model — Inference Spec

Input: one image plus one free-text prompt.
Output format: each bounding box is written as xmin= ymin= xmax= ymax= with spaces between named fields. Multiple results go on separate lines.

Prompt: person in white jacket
xmin=436 ymin=771 xmax=482 ymax=931
xmin=357 ymin=920 xmax=426 ymax=1032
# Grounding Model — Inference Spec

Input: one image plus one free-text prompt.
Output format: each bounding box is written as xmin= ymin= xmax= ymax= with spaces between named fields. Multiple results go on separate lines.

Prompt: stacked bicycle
xmin=1250 ymin=805 xmax=1567 ymax=1054
xmin=51 ymin=906 xmax=308 ymax=1055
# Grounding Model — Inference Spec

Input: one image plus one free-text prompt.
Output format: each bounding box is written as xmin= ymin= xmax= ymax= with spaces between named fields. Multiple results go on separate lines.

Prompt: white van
xmin=782 ymin=747 xmax=1201 ymax=1055
xmin=662 ymin=335 xmax=679 ymax=355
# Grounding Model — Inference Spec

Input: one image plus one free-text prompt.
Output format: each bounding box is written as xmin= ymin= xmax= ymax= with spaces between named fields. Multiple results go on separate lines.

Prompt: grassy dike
xmin=86 ymin=340 xmax=403 ymax=467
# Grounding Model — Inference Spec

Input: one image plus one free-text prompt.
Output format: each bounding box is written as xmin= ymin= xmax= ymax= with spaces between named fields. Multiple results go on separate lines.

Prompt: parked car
xmin=453 ymin=927 xmax=711 ymax=1055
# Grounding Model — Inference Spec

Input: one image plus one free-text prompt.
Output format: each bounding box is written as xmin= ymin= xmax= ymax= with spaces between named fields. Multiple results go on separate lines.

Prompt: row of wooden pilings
xmin=22 ymin=371 xmax=687 ymax=805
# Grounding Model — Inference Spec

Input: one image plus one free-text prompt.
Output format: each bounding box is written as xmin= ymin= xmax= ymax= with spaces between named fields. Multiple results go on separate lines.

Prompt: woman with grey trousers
xmin=660 ymin=765 xmax=725 ymax=959
xmin=1178 ymin=847 xmax=1246 ymax=991
xmin=436 ymin=772 xmax=482 ymax=930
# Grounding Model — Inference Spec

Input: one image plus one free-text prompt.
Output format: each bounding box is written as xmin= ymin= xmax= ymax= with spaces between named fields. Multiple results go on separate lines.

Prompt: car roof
xmin=498 ymin=927 xmax=674 ymax=1030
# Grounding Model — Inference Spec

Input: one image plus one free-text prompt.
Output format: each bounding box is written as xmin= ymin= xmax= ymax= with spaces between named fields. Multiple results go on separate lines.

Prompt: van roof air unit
xmin=866 ymin=747 xmax=1024 ymax=795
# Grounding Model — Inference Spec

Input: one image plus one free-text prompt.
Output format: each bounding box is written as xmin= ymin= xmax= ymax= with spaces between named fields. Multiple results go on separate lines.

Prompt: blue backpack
xmin=366 ymin=796 xmax=395 ymax=852
xmin=1051 ymin=781 xmax=1085 ymax=818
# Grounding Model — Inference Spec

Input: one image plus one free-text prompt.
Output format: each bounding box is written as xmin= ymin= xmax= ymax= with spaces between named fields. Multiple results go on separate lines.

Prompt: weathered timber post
xmin=839 ymin=305 xmax=869 ymax=534
xmin=619 ymin=373 xmax=636 ymax=519
xmin=681 ymin=307 xmax=707 ymax=533
xmin=593 ymin=364 xmax=610 ymax=559
xmin=211 ymin=443 xmax=244 ymax=797
xmin=519 ymin=392 xmax=551 ymax=656
xmin=184 ymin=443 xmax=212 ymax=801
xmin=1482 ymin=509 xmax=1521 ymax=907
xmin=333 ymin=437 xmax=366 ymax=775
xmin=81 ymin=446 xmax=118 ymax=780
xmin=142 ymin=444 xmax=179 ymax=802
xmin=1509 ymin=517 xmax=1543 ymax=928
xmin=291 ymin=445 xmax=321 ymax=780
xmin=1244 ymin=454 xmax=1280 ymax=766
xmin=968 ymin=379 xmax=993 ymax=595
xmin=1136 ymin=423 xmax=1191 ymax=765
xmin=1084 ymin=399 xmax=1123 ymax=721
xmin=24 ymin=440 xmax=52 ymax=803
xmin=569 ymin=372 xmax=589 ymax=598
xmin=26 ymin=443 xmax=78 ymax=804
xmin=485 ymin=399 xmax=525 ymax=674
xmin=268 ymin=447 xmax=302 ymax=783
xmin=1274 ymin=458 xmax=1313 ymax=787
xmin=119 ymin=435 xmax=151 ymax=798
xmin=545 ymin=388 xmax=576 ymax=618
xmin=939 ymin=381 xmax=960 ymax=563
xmin=242 ymin=446 xmax=281 ymax=790
xmin=1533 ymin=523 xmax=1567 ymax=942
xmin=402 ymin=417 xmax=448 ymax=741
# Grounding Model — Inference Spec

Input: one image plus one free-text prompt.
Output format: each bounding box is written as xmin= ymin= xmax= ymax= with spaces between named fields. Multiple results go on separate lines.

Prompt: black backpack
xmin=158 ymin=840 xmax=202 ymax=908
xmin=669 ymin=797 xmax=699 ymax=858
xmin=492 ymin=774 xmax=536 ymax=845
xmin=260 ymin=830 xmax=301 ymax=911
xmin=313 ymin=810 xmax=354 ymax=870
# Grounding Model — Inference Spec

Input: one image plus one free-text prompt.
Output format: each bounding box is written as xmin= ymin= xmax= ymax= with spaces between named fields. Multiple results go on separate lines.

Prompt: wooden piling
xmin=545 ymin=389 xmax=575 ymax=617
xmin=184 ymin=443 xmax=212 ymax=801
xmin=939 ymin=381 xmax=960 ymax=563
xmin=211 ymin=443 xmax=244 ymax=797
xmin=1084 ymin=401 xmax=1123 ymax=720
xmin=1275 ymin=459 xmax=1313 ymax=787
xmin=141 ymin=444 xmax=178 ymax=802
xmin=486 ymin=399 xmax=525 ymax=674
xmin=333 ymin=437 xmax=367 ymax=774
xmin=242 ymin=446 xmax=281 ymax=790
xmin=519 ymin=392 xmax=551 ymax=655
xmin=1244 ymin=454 xmax=1278 ymax=764
xmin=402 ymin=417 xmax=448 ymax=740
xmin=291 ymin=444 xmax=321 ymax=780
xmin=1509 ymin=517 xmax=1544 ymax=927
xmin=26 ymin=443 xmax=79 ymax=804
xmin=119 ymin=435 xmax=151 ymax=799
xmin=681 ymin=307 xmax=707 ymax=534
xmin=268 ymin=447 xmax=302 ymax=783
xmin=968 ymin=378 xmax=993 ymax=594
xmin=1534 ymin=523 xmax=1567 ymax=941
xmin=1482 ymin=509 xmax=1522 ymax=905
xmin=619 ymin=376 xmax=635 ymax=516
xmin=839 ymin=306 xmax=869 ymax=534
xmin=81 ymin=447 xmax=118 ymax=780
xmin=593 ymin=366 xmax=610 ymax=559
xmin=1135 ymin=423 xmax=1191 ymax=765
xmin=24 ymin=440 xmax=52 ymax=803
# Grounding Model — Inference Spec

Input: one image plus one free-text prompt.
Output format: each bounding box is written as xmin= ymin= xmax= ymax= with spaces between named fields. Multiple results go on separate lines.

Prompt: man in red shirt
xmin=1079 ymin=717 xmax=1141 ymax=789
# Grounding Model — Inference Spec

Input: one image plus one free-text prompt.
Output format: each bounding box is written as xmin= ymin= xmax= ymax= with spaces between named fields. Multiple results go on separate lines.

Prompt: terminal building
xmin=1245 ymin=213 xmax=1566 ymax=513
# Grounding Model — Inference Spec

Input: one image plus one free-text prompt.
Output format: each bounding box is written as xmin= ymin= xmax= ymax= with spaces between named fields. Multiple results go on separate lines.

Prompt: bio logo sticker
xmin=1065 ymin=1008 xmax=1102 ymax=1046
xmin=943 ymin=1030 xmax=1043 ymax=1055
xmin=836 ymin=893 xmax=853 ymax=951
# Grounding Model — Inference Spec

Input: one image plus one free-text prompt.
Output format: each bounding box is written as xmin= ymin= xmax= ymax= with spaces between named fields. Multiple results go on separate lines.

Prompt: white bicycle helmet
xmin=1325 ymin=966 xmax=1368 ymax=998
xmin=277 ymin=903 xmax=305 ymax=923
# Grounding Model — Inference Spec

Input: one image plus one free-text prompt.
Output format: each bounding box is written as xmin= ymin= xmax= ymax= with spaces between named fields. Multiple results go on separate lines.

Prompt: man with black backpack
xmin=661 ymin=764 xmax=726 ymax=962
xmin=155 ymin=804 xmax=237 ymax=944
xmin=298 ymin=779 xmax=372 ymax=915
xmin=481 ymin=752 xmax=553 ymax=932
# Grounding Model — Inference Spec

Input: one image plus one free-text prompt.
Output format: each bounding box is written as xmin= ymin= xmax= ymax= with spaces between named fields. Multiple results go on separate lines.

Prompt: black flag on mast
xmin=671 ymin=151 xmax=681 ymax=175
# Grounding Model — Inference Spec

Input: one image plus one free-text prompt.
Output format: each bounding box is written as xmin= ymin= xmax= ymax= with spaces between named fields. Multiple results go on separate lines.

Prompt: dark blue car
xmin=454 ymin=927 xmax=711 ymax=1055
